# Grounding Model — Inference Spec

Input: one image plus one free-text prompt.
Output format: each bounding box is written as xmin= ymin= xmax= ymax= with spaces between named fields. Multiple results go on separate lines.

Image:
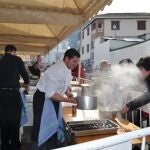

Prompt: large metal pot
xmin=76 ymin=96 xmax=97 ymax=110
xmin=81 ymin=84 xmax=92 ymax=96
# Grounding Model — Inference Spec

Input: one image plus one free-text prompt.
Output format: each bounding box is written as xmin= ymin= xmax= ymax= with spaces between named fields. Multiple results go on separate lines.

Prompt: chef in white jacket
xmin=31 ymin=48 xmax=80 ymax=150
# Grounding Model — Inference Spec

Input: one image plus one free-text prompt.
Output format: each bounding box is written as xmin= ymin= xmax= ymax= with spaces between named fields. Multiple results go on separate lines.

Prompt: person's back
xmin=0 ymin=53 xmax=26 ymax=88
xmin=0 ymin=44 xmax=29 ymax=150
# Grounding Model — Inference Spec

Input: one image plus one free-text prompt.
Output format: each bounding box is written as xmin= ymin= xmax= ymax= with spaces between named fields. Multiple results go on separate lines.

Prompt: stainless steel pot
xmin=81 ymin=84 xmax=92 ymax=96
xmin=76 ymin=96 xmax=97 ymax=110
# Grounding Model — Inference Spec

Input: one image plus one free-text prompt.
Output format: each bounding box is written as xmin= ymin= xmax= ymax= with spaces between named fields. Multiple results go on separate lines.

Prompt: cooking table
xmin=62 ymin=107 xmax=150 ymax=145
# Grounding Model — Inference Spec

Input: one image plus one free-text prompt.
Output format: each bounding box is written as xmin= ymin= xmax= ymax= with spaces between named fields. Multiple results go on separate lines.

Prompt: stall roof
xmin=0 ymin=0 xmax=112 ymax=55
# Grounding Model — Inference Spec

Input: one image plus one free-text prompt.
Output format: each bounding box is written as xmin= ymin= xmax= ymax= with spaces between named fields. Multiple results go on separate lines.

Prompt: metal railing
xmin=56 ymin=127 xmax=150 ymax=150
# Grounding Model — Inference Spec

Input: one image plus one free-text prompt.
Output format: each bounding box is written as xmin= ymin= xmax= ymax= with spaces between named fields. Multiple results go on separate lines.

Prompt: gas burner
xmin=66 ymin=119 xmax=119 ymax=137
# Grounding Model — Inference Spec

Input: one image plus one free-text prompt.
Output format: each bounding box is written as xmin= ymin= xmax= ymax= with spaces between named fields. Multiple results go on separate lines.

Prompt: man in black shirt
xmin=0 ymin=45 xmax=30 ymax=150
xmin=29 ymin=62 xmax=41 ymax=78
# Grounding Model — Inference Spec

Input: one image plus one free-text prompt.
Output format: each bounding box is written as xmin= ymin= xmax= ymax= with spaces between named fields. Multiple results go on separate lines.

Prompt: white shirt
xmin=36 ymin=61 xmax=72 ymax=99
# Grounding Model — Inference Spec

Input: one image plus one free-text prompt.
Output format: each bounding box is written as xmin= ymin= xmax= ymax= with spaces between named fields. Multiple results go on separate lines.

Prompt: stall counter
xmin=62 ymin=107 xmax=150 ymax=145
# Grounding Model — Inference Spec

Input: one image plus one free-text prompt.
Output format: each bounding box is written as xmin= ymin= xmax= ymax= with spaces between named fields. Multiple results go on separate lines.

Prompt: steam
xmin=94 ymin=64 xmax=147 ymax=111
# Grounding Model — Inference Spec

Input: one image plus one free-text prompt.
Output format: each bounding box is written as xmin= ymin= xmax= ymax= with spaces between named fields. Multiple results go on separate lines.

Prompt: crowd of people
xmin=1 ymin=44 xmax=150 ymax=150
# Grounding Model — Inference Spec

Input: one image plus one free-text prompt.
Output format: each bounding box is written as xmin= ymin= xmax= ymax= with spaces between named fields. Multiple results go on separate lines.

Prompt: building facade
xmin=77 ymin=13 xmax=150 ymax=72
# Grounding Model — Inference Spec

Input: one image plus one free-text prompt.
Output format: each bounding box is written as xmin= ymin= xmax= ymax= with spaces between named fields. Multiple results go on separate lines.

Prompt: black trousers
xmin=0 ymin=89 xmax=22 ymax=150
xmin=31 ymin=89 xmax=59 ymax=150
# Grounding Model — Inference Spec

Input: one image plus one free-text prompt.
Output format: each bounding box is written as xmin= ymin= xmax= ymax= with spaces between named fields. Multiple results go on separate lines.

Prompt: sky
xmin=99 ymin=0 xmax=150 ymax=14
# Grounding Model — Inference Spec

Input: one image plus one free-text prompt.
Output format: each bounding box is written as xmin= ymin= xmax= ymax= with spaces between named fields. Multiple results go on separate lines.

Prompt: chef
xmin=31 ymin=48 xmax=80 ymax=150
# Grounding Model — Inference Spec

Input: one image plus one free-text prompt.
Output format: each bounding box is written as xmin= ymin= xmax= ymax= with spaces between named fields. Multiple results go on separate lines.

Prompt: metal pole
xmin=78 ymin=16 xmax=84 ymax=83
xmin=56 ymin=39 xmax=59 ymax=62
xmin=114 ymin=29 xmax=116 ymax=38
xmin=132 ymin=111 xmax=134 ymax=124
xmin=140 ymin=108 xmax=142 ymax=128
xmin=141 ymin=137 xmax=146 ymax=150
xmin=149 ymin=113 xmax=150 ymax=127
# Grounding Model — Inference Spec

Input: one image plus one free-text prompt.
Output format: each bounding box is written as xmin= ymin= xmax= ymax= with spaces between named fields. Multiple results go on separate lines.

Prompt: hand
xmin=67 ymin=97 xmax=77 ymax=104
xmin=66 ymin=91 xmax=73 ymax=98
xmin=120 ymin=105 xmax=129 ymax=114
xmin=24 ymin=84 xmax=29 ymax=92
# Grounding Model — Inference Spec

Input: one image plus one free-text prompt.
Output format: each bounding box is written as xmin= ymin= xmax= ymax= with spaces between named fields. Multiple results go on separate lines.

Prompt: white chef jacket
xmin=36 ymin=61 xmax=72 ymax=99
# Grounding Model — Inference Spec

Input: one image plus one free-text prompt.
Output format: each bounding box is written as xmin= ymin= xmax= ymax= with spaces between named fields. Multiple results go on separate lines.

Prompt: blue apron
xmin=20 ymin=91 xmax=28 ymax=127
xmin=38 ymin=98 xmax=65 ymax=146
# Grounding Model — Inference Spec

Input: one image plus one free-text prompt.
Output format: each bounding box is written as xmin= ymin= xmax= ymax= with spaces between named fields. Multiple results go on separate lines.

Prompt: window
xmin=87 ymin=27 xmax=90 ymax=36
xmin=137 ymin=21 xmax=146 ymax=30
xmin=82 ymin=31 xmax=84 ymax=39
xmin=91 ymin=53 xmax=94 ymax=59
xmin=91 ymin=40 xmax=94 ymax=49
xmin=82 ymin=47 xmax=84 ymax=54
xmin=87 ymin=44 xmax=89 ymax=53
xmin=111 ymin=21 xmax=120 ymax=30
xmin=91 ymin=22 xmax=96 ymax=31
xmin=97 ymin=21 xmax=103 ymax=32
xmin=98 ymin=22 xmax=102 ymax=28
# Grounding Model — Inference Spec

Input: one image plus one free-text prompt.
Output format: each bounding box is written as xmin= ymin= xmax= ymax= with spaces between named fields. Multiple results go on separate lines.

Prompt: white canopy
xmin=0 ymin=0 xmax=112 ymax=55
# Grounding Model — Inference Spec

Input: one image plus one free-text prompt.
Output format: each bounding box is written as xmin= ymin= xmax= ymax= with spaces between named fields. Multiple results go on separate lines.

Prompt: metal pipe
xmin=140 ymin=108 xmax=142 ymax=128
xmin=132 ymin=110 xmax=134 ymax=124
xmin=78 ymin=17 xmax=84 ymax=82
xmin=149 ymin=113 xmax=150 ymax=127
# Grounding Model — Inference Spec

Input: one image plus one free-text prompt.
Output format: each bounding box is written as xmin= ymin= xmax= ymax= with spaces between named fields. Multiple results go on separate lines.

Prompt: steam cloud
xmin=94 ymin=64 xmax=147 ymax=111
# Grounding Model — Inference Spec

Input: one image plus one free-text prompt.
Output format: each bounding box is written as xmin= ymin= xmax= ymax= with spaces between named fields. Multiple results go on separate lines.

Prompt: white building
xmin=77 ymin=13 xmax=150 ymax=72
xmin=94 ymin=35 xmax=150 ymax=68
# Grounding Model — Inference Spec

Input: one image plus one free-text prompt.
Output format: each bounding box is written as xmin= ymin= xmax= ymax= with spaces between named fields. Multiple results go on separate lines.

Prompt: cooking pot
xmin=80 ymin=84 xmax=92 ymax=96
xmin=99 ymin=110 xmax=119 ymax=121
xmin=76 ymin=96 xmax=97 ymax=110
xmin=71 ymin=86 xmax=82 ymax=96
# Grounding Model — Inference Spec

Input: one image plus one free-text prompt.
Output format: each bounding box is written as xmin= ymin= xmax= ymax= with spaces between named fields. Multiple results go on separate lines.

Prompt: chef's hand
xmin=66 ymin=91 xmax=73 ymax=98
xmin=120 ymin=105 xmax=129 ymax=114
xmin=67 ymin=97 xmax=77 ymax=104
xmin=24 ymin=84 xmax=29 ymax=94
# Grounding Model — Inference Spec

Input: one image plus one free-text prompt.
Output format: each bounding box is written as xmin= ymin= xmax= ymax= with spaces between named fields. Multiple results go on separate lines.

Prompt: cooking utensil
xmin=76 ymin=96 xmax=97 ymax=110
xmin=66 ymin=119 xmax=119 ymax=137
xmin=81 ymin=84 xmax=92 ymax=96
xmin=115 ymin=117 xmax=140 ymax=132
xmin=99 ymin=110 xmax=119 ymax=121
